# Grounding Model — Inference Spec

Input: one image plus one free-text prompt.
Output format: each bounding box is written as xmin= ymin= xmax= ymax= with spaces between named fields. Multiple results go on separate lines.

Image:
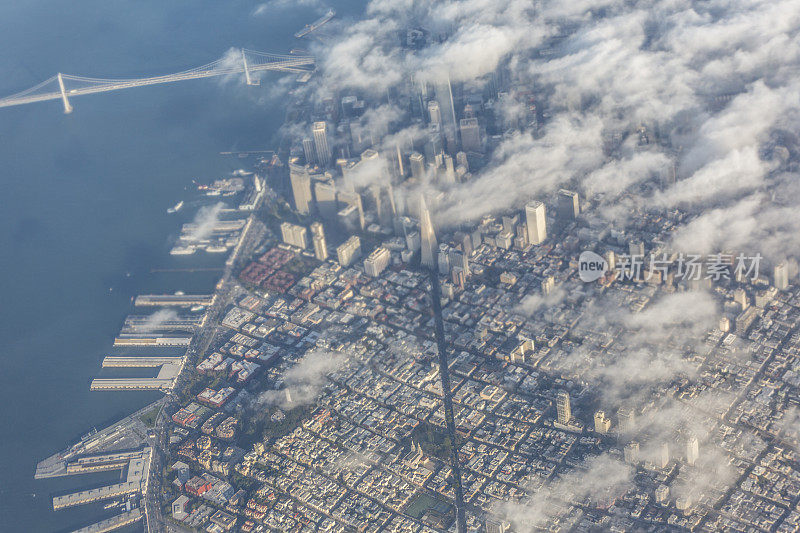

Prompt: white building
xmin=364 ymin=246 xmax=391 ymax=277
xmin=280 ymin=222 xmax=308 ymax=249
xmin=525 ymin=200 xmax=547 ymax=245
xmin=337 ymin=236 xmax=362 ymax=267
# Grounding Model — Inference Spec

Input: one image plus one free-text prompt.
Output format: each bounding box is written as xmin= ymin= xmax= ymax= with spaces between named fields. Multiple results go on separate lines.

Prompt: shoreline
xmin=34 ymin=183 xmax=268 ymax=530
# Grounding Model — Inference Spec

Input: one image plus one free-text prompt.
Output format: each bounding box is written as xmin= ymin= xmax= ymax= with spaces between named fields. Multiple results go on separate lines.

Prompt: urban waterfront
xmin=3 ymin=0 xmax=800 ymax=532
xmin=0 ymin=1 xmax=363 ymax=530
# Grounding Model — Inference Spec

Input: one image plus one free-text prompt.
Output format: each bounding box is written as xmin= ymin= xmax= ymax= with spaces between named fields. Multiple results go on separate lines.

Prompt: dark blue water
xmin=0 ymin=1 xmax=363 ymax=530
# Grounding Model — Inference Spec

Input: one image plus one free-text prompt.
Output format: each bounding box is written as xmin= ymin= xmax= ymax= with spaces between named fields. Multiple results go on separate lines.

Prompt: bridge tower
xmin=241 ymin=49 xmax=259 ymax=86
xmin=57 ymin=73 xmax=73 ymax=114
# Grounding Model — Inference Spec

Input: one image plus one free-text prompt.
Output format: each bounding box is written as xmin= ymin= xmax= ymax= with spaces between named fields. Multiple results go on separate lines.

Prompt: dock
xmin=113 ymin=336 xmax=191 ymax=347
xmin=121 ymin=314 xmax=204 ymax=334
xmin=71 ymin=508 xmax=143 ymax=533
xmin=53 ymin=448 xmax=151 ymax=510
xmin=134 ymin=294 xmax=215 ymax=307
xmin=35 ymin=399 xmax=165 ymax=480
xmin=90 ymin=377 xmax=175 ymax=391
xmin=294 ymin=8 xmax=335 ymax=38
xmin=101 ymin=356 xmax=184 ymax=368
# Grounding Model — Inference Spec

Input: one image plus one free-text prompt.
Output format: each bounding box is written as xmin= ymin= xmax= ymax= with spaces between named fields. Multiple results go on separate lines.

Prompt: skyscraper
xmin=337 ymin=190 xmax=365 ymax=230
xmin=434 ymin=76 xmax=458 ymax=151
xmin=313 ymin=121 xmax=333 ymax=167
xmin=310 ymin=222 xmax=328 ymax=261
xmin=364 ymin=246 xmax=391 ymax=277
xmin=618 ymin=406 xmax=635 ymax=432
xmin=314 ymin=179 xmax=338 ymax=220
xmin=419 ymin=195 xmax=438 ymax=269
xmin=557 ymin=189 xmax=580 ymax=222
xmin=594 ymin=411 xmax=611 ymax=434
xmin=525 ymin=200 xmax=547 ymax=245
xmin=289 ymin=164 xmax=312 ymax=215
xmin=686 ymin=436 xmax=699 ymax=465
xmin=336 ymin=236 xmax=361 ymax=267
xmin=409 ymin=152 xmax=426 ymax=181
xmin=442 ymin=154 xmax=456 ymax=184
xmin=302 ymin=138 xmax=316 ymax=166
xmin=774 ymin=261 xmax=789 ymax=290
xmin=624 ymin=441 xmax=640 ymax=464
xmin=280 ymin=222 xmax=308 ymax=249
xmin=658 ymin=442 xmax=670 ymax=469
xmin=557 ymin=391 xmax=571 ymax=425
xmin=459 ymin=117 xmax=481 ymax=152
xmin=427 ymin=100 xmax=442 ymax=128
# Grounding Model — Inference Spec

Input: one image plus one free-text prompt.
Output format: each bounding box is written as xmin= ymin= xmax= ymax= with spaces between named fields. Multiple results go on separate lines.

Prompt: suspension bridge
xmin=0 ymin=48 xmax=315 ymax=114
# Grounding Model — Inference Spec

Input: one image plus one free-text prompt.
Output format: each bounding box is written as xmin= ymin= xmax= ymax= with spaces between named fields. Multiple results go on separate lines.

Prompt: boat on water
xmin=167 ymin=201 xmax=184 ymax=214
xmin=294 ymin=9 xmax=335 ymax=38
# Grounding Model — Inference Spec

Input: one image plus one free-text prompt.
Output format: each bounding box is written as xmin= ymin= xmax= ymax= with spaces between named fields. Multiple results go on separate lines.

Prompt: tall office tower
xmin=302 ymin=138 xmax=316 ymax=166
xmin=556 ymin=391 xmax=571 ymax=425
xmin=373 ymin=182 xmax=397 ymax=227
xmin=409 ymin=152 xmax=426 ymax=181
xmin=661 ymin=160 xmax=677 ymax=188
xmin=618 ymin=406 xmax=635 ymax=432
xmin=557 ymin=189 xmax=580 ymax=222
xmin=337 ymin=190 xmax=365 ymax=230
xmin=774 ymin=261 xmax=789 ymax=290
xmin=733 ymin=287 xmax=749 ymax=310
xmin=629 ymin=240 xmax=645 ymax=257
xmin=525 ymin=200 xmax=547 ymax=245
xmin=451 ymin=266 xmax=466 ymax=288
xmin=336 ymin=236 xmax=362 ymax=267
xmin=459 ymin=117 xmax=481 ymax=152
xmin=312 ymin=121 xmax=333 ymax=167
xmin=449 ymin=249 xmax=470 ymax=276
xmin=658 ymin=442 xmax=670 ymax=469
xmin=442 ymin=154 xmax=456 ymax=183
xmin=434 ymin=76 xmax=458 ymax=151
xmin=314 ymin=179 xmax=338 ymax=220
xmin=424 ymin=132 xmax=444 ymax=164
xmin=341 ymin=95 xmax=358 ymax=118
xmin=349 ymin=121 xmax=368 ymax=153
xmin=428 ymin=269 xmax=467 ymax=533
xmin=514 ymin=223 xmax=529 ymax=249
xmin=437 ymin=244 xmax=451 ymax=275
xmin=289 ymin=164 xmax=312 ymax=215
xmin=594 ymin=411 xmax=611 ymax=434
xmin=624 ymin=441 xmax=640 ymax=464
xmin=502 ymin=214 xmax=519 ymax=234
xmin=419 ymin=195 xmax=438 ymax=269
xmin=310 ymin=222 xmax=328 ymax=261
xmin=427 ymin=100 xmax=442 ymax=127
xmin=405 ymin=230 xmax=421 ymax=252
xmin=456 ymin=151 xmax=469 ymax=172
xmin=364 ymin=246 xmax=391 ymax=277
xmin=686 ymin=436 xmax=699 ymax=466
xmin=280 ymin=222 xmax=308 ymax=249
xmin=541 ymin=275 xmax=555 ymax=295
